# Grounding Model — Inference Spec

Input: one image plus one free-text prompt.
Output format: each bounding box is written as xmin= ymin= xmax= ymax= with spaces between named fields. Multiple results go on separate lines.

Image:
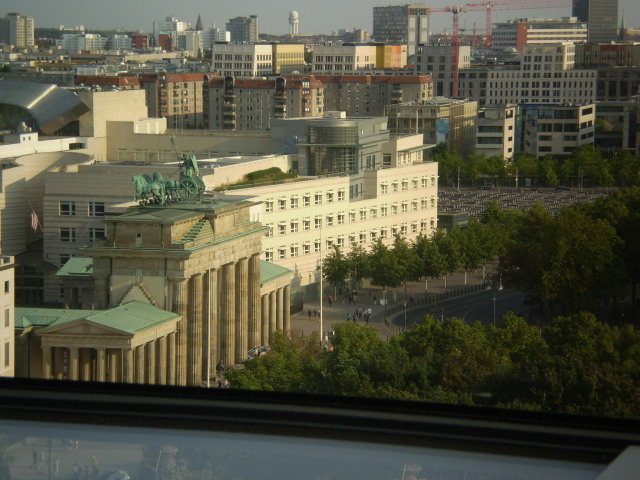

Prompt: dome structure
xmin=288 ymin=10 xmax=299 ymax=36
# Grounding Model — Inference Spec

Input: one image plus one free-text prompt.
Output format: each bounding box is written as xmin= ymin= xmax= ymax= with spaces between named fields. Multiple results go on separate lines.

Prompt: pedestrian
xmin=91 ymin=455 xmax=99 ymax=478
xmin=223 ymin=378 xmax=230 ymax=388
xmin=353 ymin=310 xmax=357 ymax=322
xmin=358 ymin=306 xmax=363 ymax=319
xmin=217 ymin=379 xmax=223 ymax=388
xmin=328 ymin=295 xmax=333 ymax=307
xmin=38 ymin=449 xmax=44 ymax=470
xmin=308 ymin=309 xmax=312 ymax=320
xmin=31 ymin=449 xmax=38 ymax=468
xmin=373 ymin=294 xmax=377 ymax=304
xmin=54 ymin=457 xmax=60 ymax=477
xmin=72 ymin=463 xmax=81 ymax=480
xmin=346 ymin=313 xmax=350 ymax=321
xmin=365 ymin=314 xmax=369 ymax=326
xmin=313 ymin=309 xmax=317 ymax=319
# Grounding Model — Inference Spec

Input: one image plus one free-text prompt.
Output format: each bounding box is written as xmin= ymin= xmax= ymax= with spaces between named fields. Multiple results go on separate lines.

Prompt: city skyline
xmin=4 ymin=0 xmax=639 ymax=37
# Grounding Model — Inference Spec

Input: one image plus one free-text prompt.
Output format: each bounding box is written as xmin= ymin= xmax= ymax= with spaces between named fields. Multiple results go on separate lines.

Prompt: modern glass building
xmin=573 ymin=0 xmax=619 ymax=44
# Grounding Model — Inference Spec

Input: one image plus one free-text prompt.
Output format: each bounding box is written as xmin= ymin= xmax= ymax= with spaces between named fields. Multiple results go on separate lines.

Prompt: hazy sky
xmin=3 ymin=0 xmax=639 ymax=35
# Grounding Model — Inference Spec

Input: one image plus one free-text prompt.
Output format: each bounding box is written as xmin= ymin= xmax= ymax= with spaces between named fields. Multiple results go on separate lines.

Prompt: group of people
xmin=307 ymin=309 xmax=322 ymax=320
xmin=347 ymin=306 xmax=373 ymax=325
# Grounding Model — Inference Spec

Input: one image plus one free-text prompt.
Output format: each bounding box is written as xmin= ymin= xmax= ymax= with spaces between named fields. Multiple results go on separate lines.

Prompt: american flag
xmin=30 ymin=208 xmax=40 ymax=232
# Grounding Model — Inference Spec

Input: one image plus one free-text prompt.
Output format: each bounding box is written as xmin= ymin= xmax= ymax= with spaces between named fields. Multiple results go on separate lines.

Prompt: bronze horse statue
xmin=131 ymin=174 xmax=166 ymax=205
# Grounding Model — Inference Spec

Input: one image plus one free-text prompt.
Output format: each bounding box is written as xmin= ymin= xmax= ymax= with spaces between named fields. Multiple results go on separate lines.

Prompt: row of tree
xmin=435 ymin=143 xmax=640 ymax=188
xmin=226 ymin=312 xmax=640 ymax=419
xmin=324 ymin=186 xmax=640 ymax=318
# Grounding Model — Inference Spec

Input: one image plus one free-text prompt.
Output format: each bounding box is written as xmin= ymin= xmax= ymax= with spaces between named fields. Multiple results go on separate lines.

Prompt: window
xmin=266 ymin=224 xmax=273 ymax=237
xmin=303 ymin=244 xmax=310 ymax=255
xmin=412 ymin=179 xmax=418 ymax=189
xmin=401 ymin=225 xmax=408 ymax=235
xmin=380 ymin=228 xmax=388 ymax=239
xmin=290 ymin=197 xmax=299 ymax=209
xmin=326 ymin=216 xmax=334 ymax=227
xmin=278 ymin=248 xmax=286 ymax=260
xmin=278 ymin=199 xmax=287 ymax=211
xmin=314 ymin=194 xmax=322 ymax=205
xmin=303 ymin=219 xmax=311 ymax=231
xmin=265 ymin=250 xmax=273 ymax=262
xmin=402 ymin=181 xmax=408 ymax=191
xmin=4 ymin=341 xmax=9 ymax=367
xmin=338 ymin=214 xmax=345 ymax=225
xmin=370 ymin=208 xmax=377 ymax=219
xmin=421 ymin=198 xmax=428 ymax=209
xmin=278 ymin=224 xmax=286 ymax=235
xmin=290 ymin=245 xmax=299 ymax=257
xmin=349 ymin=212 xmax=356 ymax=223
xmin=265 ymin=201 xmax=274 ymax=213
xmin=359 ymin=210 xmax=366 ymax=221
xmin=4 ymin=307 xmax=9 ymax=328
xmin=60 ymin=228 xmax=76 ymax=242
xmin=59 ymin=201 xmax=76 ymax=216
xmin=89 ymin=228 xmax=105 ymax=243
xmin=88 ymin=201 xmax=105 ymax=217
xmin=421 ymin=177 xmax=428 ymax=188
xmin=337 ymin=190 xmax=345 ymax=202
xmin=412 ymin=201 xmax=418 ymax=212
xmin=327 ymin=192 xmax=334 ymax=203
xmin=391 ymin=204 xmax=398 ymax=215
xmin=381 ymin=184 xmax=388 ymax=195
xmin=314 ymin=240 xmax=321 ymax=253
xmin=315 ymin=218 xmax=322 ymax=229
xmin=349 ymin=234 xmax=356 ymax=245
xmin=381 ymin=206 xmax=388 ymax=217
xmin=411 ymin=223 xmax=418 ymax=233
xmin=3 ymin=281 xmax=9 ymax=294
xmin=431 ymin=177 xmax=436 ymax=187
xmin=359 ymin=233 xmax=366 ymax=244
xmin=401 ymin=202 xmax=408 ymax=214
xmin=431 ymin=198 xmax=435 ymax=208
xmin=303 ymin=195 xmax=311 ymax=207
xmin=392 ymin=182 xmax=398 ymax=192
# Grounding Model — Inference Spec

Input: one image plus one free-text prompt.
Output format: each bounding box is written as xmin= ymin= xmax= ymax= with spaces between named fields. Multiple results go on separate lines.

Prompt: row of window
xmin=265 ymin=190 xmax=346 ymax=211
xmin=381 ymin=176 xmax=436 ymax=193
xmin=59 ymin=201 xmax=105 ymax=217
xmin=60 ymin=227 xmax=105 ymax=243
xmin=266 ymin=199 xmax=436 ymax=236
xmin=264 ymin=220 xmax=436 ymax=261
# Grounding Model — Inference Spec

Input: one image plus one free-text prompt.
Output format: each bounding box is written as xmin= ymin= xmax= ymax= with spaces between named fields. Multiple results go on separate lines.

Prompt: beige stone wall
xmin=78 ymin=89 xmax=149 ymax=138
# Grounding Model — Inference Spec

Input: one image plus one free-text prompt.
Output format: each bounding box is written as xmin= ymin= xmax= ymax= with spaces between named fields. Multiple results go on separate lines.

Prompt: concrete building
xmin=573 ymin=0 xmax=619 ymax=44
xmin=312 ymin=44 xmax=377 ymax=74
xmin=372 ymin=5 xmax=430 ymax=58
xmin=177 ymin=30 xmax=203 ymax=57
xmin=0 ymin=12 xmax=34 ymax=49
xmin=594 ymin=67 xmax=640 ymax=101
xmin=138 ymin=72 xmax=207 ymax=130
xmin=289 ymin=11 xmax=299 ymax=37
xmin=153 ymin=16 xmax=191 ymax=45
xmin=385 ymin=97 xmax=477 ymax=157
xmin=476 ymin=104 xmax=517 ymax=161
xmin=576 ymin=43 xmax=640 ymax=68
xmin=491 ymin=17 xmax=587 ymax=52
xmin=0 ymin=256 xmax=15 ymax=378
xmin=272 ymin=44 xmax=306 ymax=75
xmin=206 ymin=75 xmax=323 ymax=131
xmin=226 ymin=16 xmax=259 ymax=43
xmin=210 ymin=43 xmax=273 ymax=78
xmin=318 ymin=75 xmax=433 ymax=117
xmin=55 ymin=33 xmax=109 ymax=52
xmin=595 ymin=97 xmax=640 ymax=155
xmin=518 ymin=103 xmax=595 ymax=158
xmin=131 ymin=34 xmax=150 ymax=50
xmin=109 ymin=34 xmax=132 ymax=51
xmin=202 ymin=26 xmax=230 ymax=48
xmin=458 ymin=43 xmax=597 ymax=107
xmin=414 ymin=44 xmax=471 ymax=97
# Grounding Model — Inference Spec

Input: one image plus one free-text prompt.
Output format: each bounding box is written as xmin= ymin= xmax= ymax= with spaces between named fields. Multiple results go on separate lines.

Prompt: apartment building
xmin=312 ymin=44 xmax=377 ymax=74
xmin=375 ymin=44 xmax=408 ymax=70
xmin=458 ymin=43 xmax=597 ymax=107
xmin=0 ymin=12 xmax=35 ymax=49
xmin=211 ymin=43 xmax=273 ymax=78
xmin=138 ymin=72 xmax=207 ymax=129
xmin=319 ymin=75 xmax=433 ymax=117
xmin=595 ymin=97 xmax=640 ymax=155
xmin=372 ymin=5 xmax=430 ymax=58
xmin=206 ymin=75 xmax=323 ymax=131
xmin=595 ymin=67 xmax=640 ymax=101
xmin=0 ymin=256 xmax=15 ymax=378
xmin=272 ymin=44 xmax=306 ymax=75
xmin=518 ymin=103 xmax=595 ymax=158
xmin=576 ymin=44 xmax=640 ymax=68
xmin=153 ymin=16 xmax=191 ymax=45
xmin=492 ymin=17 xmax=587 ymax=52
xmin=385 ymin=97 xmax=477 ymax=157
xmin=226 ymin=16 xmax=259 ymax=43
xmin=414 ymin=44 xmax=471 ymax=97
xmin=55 ymin=33 xmax=108 ymax=52
xmin=476 ymin=104 xmax=517 ymax=161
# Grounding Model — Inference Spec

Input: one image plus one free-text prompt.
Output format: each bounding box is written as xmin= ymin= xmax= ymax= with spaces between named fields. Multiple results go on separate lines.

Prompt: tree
xmin=322 ymin=245 xmax=349 ymax=298
xmin=346 ymin=242 xmax=369 ymax=290
xmin=538 ymin=155 xmax=559 ymax=187
xmin=368 ymin=239 xmax=403 ymax=318
xmin=462 ymin=151 xmax=485 ymax=186
xmin=412 ymin=232 xmax=445 ymax=293
xmin=511 ymin=153 xmax=538 ymax=179
xmin=436 ymin=151 xmax=464 ymax=187
xmin=432 ymin=229 xmax=461 ymax=291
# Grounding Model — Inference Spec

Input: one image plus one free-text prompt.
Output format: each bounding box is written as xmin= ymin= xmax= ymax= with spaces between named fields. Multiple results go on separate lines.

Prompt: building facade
xmin=272 ymin=44 xmax=306 ymax=75
xmin=210 ymin=43 xmax=273 ymax=78
xmin=153 ymin=16 xmax=191 ymax=45
xmin=414 ymin=44 xmax=471 ymax=97
xmin=476 ymin=104 xmax=517 ymax=161
xmin=373 ymin=5 xmax=430 ymax=58
xmin=311 ymin=44 xmax=377 ymax=74
xmin=573 ymin=0 xmax=619 ymax=44
xmin=0 ymin=256 xmax=15 ymax=378
xmin=0 ymin=13 xmax=35 ymax=49
xmin=226 ymin=16 xmax=259 ymax=43
xmin=492 ymin=17 xmax=587 ymax=52
xmin=576 ymin=44 xmax=640 ymax=68
xmin=385 ymin=97 xmax=477 ymax=157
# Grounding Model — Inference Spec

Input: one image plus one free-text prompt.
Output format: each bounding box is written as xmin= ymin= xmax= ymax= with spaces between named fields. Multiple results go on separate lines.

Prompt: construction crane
xmin=428 ymin=0 xmax=574 ymax=97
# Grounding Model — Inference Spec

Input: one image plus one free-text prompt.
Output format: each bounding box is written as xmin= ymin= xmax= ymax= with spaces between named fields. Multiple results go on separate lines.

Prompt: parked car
xmin=555 ymin=185 xmax=571 ymax=191
xmin=247 ymin=346 xmax=270 ymax=360
xmin=478 ymin=183 xmax=494 ymax=190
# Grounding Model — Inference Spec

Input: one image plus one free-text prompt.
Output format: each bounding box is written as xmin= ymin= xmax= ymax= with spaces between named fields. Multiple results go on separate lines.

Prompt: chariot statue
xmin=170 ymin=136 xmax=205 ymax=201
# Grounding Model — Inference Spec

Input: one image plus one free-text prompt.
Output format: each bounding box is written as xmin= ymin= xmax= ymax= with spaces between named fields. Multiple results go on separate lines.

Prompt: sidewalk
xmin=290 ymin=268 xmax=489 ymax=343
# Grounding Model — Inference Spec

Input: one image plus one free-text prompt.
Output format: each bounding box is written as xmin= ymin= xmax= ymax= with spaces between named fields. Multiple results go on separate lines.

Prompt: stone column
xmin=203 ymin=269 xmax=218 ymax=381
xmin=69 ymin=347 xmax=79 ymax=381
xmin=171 ymin=277 xmax=189 ymax=386
xmin=269 ymin=291 xmax=277 ymax=340
xmin=276 ymin=288 xmax=284 ymax=331
xmin=135 ymin=344 xmax=145 ymax=384
xmin=167 ymin=332 xmax=176 ymax=385
xmin=123 ymin=349 xmax=134 ymax=384
xmin=80 ymin=349 xmax=92 ymax=381
xmin=157 ymin=336 xmax=167 ymax=385
xmin=261 ymin=295 xmax=269 ymax=346
xmin=94 ymin=276 xmax=109 ymax=310
xmin=96 ymin=348 xmax=106 ymax=382
xmin=235 ymin=258 xmax=248 ymax=363
xmin=146 ymin=341 xmax=156 ymax=385
xmin=107 ymin=349 xmax=119 ymax=382
xmin=248 ymin=254 xmax=261 ymax=348
xmin=188 ymin=273 xmax=204 ymax=386
xmin=54 ymin=348 xmax=65 ymax=380
xmin=42 ymin=346 xmax=52 ymax=380
xmin=283 ymin=285 xmax=291 ymax=333
xmin=220 ymin=262 xmax=236 ymax=366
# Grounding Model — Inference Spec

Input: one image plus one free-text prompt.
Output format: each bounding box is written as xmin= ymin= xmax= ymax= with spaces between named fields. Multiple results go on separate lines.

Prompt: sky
xmin=2 ymin=0 xmax=640 ymax=36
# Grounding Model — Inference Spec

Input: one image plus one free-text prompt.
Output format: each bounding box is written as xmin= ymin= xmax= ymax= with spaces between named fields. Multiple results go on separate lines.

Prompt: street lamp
xmin=486 ymin=273 xmax=502 ymax=326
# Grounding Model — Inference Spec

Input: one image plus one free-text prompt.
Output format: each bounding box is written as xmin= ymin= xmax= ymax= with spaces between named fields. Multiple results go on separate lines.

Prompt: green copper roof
xmin=82 ymin=301 xmax=180 ymax=334
xmin=260 ymin=260 xmax=293 ymax=285
xmin=15 ymin=308 xmax=93 ymax=329
xmin=57 ymin=257 xmax=93 ymax=277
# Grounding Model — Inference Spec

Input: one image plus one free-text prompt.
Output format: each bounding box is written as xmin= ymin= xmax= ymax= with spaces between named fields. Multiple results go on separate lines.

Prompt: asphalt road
xmin=401 ymin=288 xmax=534 ymax=328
